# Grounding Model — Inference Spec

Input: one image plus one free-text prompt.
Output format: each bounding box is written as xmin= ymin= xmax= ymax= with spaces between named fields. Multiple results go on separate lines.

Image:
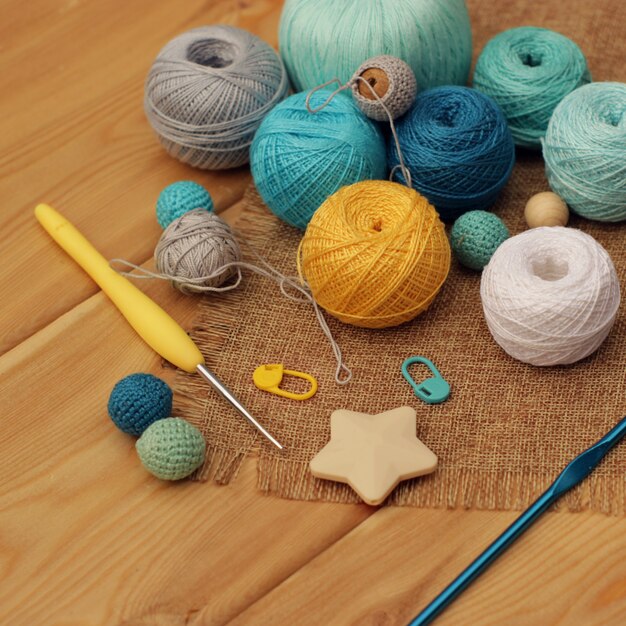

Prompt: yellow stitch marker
xmin=253 ymin=364 xmax=318 ymax=401
xmin=35 ymin=203 xmax=283 ymax=450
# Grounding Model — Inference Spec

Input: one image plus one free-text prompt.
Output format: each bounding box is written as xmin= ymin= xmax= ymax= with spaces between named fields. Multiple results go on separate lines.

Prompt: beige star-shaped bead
xmin=309 ymin=406 xmax=437 ymax=505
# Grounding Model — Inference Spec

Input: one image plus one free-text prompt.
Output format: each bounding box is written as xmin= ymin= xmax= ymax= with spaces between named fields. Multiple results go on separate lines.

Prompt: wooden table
xmin=2 ymin=1 xmax=625 ymax=624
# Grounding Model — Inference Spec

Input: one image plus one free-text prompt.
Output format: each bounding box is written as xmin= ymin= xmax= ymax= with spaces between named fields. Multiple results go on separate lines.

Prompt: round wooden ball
xmin=524 ymin=192 xmax=569 ymax=228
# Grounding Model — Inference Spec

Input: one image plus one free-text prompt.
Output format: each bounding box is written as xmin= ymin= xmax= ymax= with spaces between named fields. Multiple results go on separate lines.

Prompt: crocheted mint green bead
xmin=108 ymin=373 xmax=172 ymax=436
xmin=136 ymin=418 xmax=206 ymax=480
xmin=450 ymin=211 xmax=510 ymax=270
xmin=156 ymin=181 xmax=213 ymax=228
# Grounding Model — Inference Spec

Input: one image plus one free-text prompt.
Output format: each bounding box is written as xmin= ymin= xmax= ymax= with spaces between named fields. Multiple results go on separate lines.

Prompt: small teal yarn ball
xmin=473 ymin=27 xmax=591 ymax=149
xmin=250 ymin=90 xmax=386 ymax=229
xmin=388 ymin=86 xmax=515 ymax=221
xmin=108 ymin=373 xmax=173 ymax=436
xmin=543 ymin=82 xmax=626 ymax=223
xmin=156 ymin=181 xmax=213 ymax=229
xmin=136 ymin=418 xmax=206 ymax=480
xmin=279 ymin=0 xmax=472 ymax=92
xmin=450 ymin=210 xmax=510 ymax=270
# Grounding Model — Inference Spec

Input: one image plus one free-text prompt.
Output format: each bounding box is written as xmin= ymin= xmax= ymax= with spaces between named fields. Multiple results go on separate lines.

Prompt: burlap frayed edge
xmin=256 ymin=459 xmax=626 ymax=514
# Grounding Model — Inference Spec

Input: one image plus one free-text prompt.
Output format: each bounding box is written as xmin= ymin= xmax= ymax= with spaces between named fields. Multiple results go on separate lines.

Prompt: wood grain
xmin=1 ymin=0 xmax=625 ymax=625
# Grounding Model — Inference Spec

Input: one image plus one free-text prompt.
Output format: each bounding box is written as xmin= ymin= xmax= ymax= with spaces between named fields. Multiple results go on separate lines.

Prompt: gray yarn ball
xmin=144 ymin=25 xmax=289 ymax=170
xmin=351 ymin=55 xmax=418 ymax=121
xmin=155 ymin=209 xmax=242 ymax=294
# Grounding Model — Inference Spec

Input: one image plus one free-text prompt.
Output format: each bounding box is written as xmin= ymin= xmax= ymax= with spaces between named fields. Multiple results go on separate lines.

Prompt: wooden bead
xmin=357 ymin=67 xmax=390 ymax=100
xmin=524 ymin=192 xmax=569 ymax=228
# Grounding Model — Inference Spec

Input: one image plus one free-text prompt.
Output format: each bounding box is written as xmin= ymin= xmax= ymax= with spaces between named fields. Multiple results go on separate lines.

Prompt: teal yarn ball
xmin=156 ymin=181 xmax=213 ymax=229
xmin=473 ymin=27 xmax=591 ymax=149
xmin=450 ymin=211 xmax=510 ymax=270
xmin=108 ymin=373 xmax=173 ymax=436
xmin=388 ymin=86 xmax=515 ymax=221
xmin=279 ymin=0 xmax=472 ymax=92
xmin=250 ymin=90 xmax=386 ymax=229
xmin=543 ymin=82 xmax=626 ymax=223
xmin=136 ymin=418 xmax=206 ymax=480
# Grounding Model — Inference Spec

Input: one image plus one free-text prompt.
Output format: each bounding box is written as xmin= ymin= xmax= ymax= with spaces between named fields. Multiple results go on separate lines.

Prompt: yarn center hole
xmin=187 ymin=38 xmax=237 ymax=68
xmin=531 ymin=256 xmax=569 ymax=281
xmin=371 ymin=218 xmax=383 ymax=232
xmin=519 ymin=52 xmax=542 ymax=67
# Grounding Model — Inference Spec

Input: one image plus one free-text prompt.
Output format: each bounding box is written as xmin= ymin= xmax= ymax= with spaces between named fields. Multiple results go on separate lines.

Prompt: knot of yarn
xmin=388 ymin=86 xmax=515 ymax=221
xmin=480 ymin=227 xmax=621 ymax=366
xmin=144 ymin=25 xmax=288 ymax=170
xmin=299 ymin=180 xmax=451 ymax=328
xmin=543 ymin=82 xmax=626 ymax=223
xmin=155 ymin=209 xmax=242 ymax=294
xmin=136 ymin=418 xmax=206 ymax=480
xmin=351 ymin=55 xmax=418 ymax=121
xmin=473 ymin=26 xmax=591 ymax=148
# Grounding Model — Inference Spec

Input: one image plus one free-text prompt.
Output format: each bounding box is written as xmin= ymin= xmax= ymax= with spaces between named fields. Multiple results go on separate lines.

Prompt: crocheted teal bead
xmin=450 ymin=211 xmax=510 ymax=270
xmin=108 ymin=373 xmax=172 ymax=436
xmin=136 ymin=418 xmax=206 ymax=480
xmin=156 ymin=181 xmax=213 ymax=228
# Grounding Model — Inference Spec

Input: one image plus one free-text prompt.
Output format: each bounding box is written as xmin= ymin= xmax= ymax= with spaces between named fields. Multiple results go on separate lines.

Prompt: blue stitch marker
xmin=401 ymin=357 xmax=450 ymax=405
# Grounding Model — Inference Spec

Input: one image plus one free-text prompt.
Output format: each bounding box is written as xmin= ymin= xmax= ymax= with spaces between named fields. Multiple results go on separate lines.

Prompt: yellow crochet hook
xmin=35 ymin=203 xmax=283 ymax=450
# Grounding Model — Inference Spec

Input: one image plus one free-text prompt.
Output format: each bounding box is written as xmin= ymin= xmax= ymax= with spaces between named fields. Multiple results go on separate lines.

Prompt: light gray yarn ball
xmin=155 ymin=209 xmax=242 ymax=294
xmin=351 ymin=55 xmax=418 ymax=121
xmin=145 ymin=25 xmax=289 ymax=170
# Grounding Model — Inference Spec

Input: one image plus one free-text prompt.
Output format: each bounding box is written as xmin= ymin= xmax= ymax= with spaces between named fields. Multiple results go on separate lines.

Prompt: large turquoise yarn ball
xmin=108 ymin=373 xmax=173 ymax=436
xmin=473 ymin=27 xmax=590 ymax=149
xmin=388 ymin=86 xmax=515 ymax=221
xmin=450 ymin=211 xmax=510 ymax=270
xmin=156 ymin=181 xmax=213 ymax=229
xmin=279 ymin=0 xmax=472 ymax=92
xmin=543 ymin=82 xmax=626 ymax=223
xmin=136 ymin=418 xmax=206 ymax=480
xmin=250 ymin=90 xmax=386 ymax=229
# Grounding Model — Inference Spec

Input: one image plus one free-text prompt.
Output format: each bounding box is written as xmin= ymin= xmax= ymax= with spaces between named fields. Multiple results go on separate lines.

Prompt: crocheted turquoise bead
xmin=136 ymin=418 xmax=206 ymax=480
xmin=156 ymin=181 xmax=213 ymax=228
xmin=108 ymin=373 xmax=172 ymax=436
xmin=450 ymin=211 xmax=510 ymax=270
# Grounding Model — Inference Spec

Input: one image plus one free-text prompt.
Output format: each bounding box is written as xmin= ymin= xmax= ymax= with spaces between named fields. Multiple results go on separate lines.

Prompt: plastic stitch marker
xmin=401 ymin=357 xmax=450 ymax=404
xmin=253 ymin=364 xmax=318 ymax=401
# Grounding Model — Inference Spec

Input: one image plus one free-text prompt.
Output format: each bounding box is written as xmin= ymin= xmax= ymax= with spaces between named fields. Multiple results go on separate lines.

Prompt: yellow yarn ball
xmin=298 ymin=180 xmax=451 ymax=328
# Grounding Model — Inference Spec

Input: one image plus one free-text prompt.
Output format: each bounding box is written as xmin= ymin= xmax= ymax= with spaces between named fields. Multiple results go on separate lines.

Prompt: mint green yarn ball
xmin=136 ymin=418 xmax=206 ymax=480
xmin=543 ymin=82 xmax=626 ymax=223
xmin=450 ymin=211 xmax=510 ymax=270
xmin=279 ymin=0 xmax=472 ymax=92
xmin=250 ymin=90 xmax=386 ymax=229
xmin=156 ymin=181 xmax=213 ymax=229
xmin=473 ymin=27 xmax=590 ymax=149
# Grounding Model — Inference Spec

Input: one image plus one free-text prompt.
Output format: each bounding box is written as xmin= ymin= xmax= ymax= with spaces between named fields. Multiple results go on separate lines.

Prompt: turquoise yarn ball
xmin=388 ymin=87 xmax=515 ymax=221
xmin=156 ymin=181 xmax=213 ymax=229
xmin=450 ymin=211 xmax=510 ymax=270
xmin=108 ymin=373 xmax=173 ymax=436
xmin=136 ymin=418 xmax=206 ymax=480
xmin=279 ymin=0 xmax=472 ymax=92
xmin=250 ymin=90 xmax=386 ymax=229
xmin=473 ymin=27 xmax=590 ymax=149
xmin=543 ymin=82 xmax=626 ymax=223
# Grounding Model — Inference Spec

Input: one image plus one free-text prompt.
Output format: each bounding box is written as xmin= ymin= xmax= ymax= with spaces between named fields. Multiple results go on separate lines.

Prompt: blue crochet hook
xmin=408 ymin=415 xmax=626 ymax=626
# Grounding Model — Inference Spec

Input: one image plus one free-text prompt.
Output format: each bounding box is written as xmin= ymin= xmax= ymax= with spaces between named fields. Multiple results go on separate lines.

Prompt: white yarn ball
xmin=480 ymin=227 xmax=620 ymax=366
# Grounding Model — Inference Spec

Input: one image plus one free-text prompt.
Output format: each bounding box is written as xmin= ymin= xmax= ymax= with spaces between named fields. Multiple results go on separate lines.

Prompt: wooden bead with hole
xmin=358 ymin=68 xmax=390 ymax=100
xmin=524 ymin=192 xmax=569 ymax=228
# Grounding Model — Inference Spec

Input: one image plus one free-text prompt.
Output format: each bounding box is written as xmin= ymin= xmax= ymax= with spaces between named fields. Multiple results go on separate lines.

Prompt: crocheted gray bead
xmin=351 ymin=55 xmax=418 ymax=121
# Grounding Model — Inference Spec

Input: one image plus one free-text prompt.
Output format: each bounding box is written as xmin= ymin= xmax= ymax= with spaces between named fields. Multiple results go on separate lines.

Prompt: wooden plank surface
xmin=1 ymin=1 xmax=625 ymax=625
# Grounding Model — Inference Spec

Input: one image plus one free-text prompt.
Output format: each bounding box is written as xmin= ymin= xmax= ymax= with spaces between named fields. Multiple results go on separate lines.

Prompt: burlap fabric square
xmin=175 ymin=0 xmax=625 ymax=513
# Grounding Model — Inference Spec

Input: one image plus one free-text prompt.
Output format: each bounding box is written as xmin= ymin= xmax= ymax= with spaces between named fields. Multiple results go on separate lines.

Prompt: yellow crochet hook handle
xmin=34 ymin=203 xmax=204 ymax=373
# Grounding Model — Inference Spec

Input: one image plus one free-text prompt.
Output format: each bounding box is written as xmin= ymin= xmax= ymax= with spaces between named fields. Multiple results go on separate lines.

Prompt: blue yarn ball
xmin=388 ymin=86 xmax=515 ymax=221
xmin=473 ymin=27 xmax=591 ymax=149
xmin=450 ymin=210 xmax=510 ymax=270
xmin=108 ymin=373 xmax=173 ymax=436
xmin=250 ymin=90 xmax=386 ymax=229
xmin=156 ymin=181 xmax=213 ymax=229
